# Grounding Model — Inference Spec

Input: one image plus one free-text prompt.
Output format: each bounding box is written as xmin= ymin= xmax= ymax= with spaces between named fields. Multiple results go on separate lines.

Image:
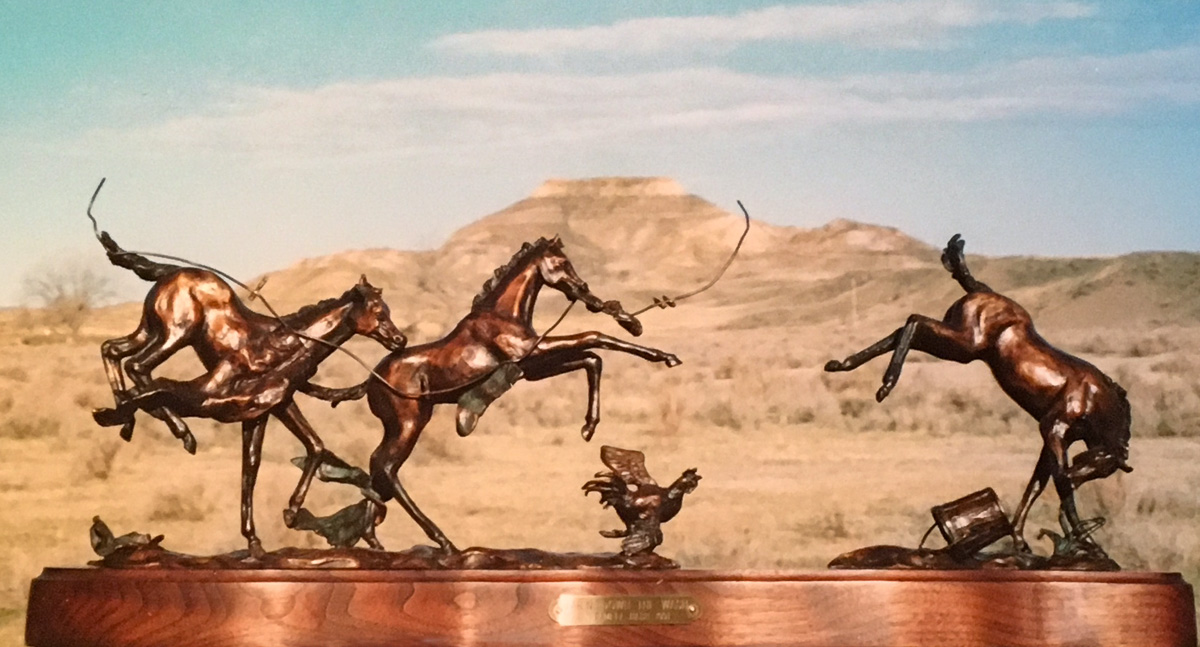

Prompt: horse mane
xmin=279 ymin=290 xmax=355 ymax=329
xmin=471 ymin=237 xmax=553 ymax=311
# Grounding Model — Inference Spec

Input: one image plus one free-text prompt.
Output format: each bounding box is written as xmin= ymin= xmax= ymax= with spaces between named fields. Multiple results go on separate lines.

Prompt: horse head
xmin=535 ymin=236 xmax=643 ymax=336
xmin=347 ymin=275 xmax=407 ymax=351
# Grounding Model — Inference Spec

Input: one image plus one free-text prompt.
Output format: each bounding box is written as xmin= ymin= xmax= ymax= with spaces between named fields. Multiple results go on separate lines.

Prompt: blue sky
xmin=3 ymin=1 xmax=1199 ymax=306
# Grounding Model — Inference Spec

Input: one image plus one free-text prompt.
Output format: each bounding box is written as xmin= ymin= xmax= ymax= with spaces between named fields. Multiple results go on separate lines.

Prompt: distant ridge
xmin=83 ymin=177 xmax=1200 ymax=335
xmin=530 ymin=177 xmax=687 ymax=198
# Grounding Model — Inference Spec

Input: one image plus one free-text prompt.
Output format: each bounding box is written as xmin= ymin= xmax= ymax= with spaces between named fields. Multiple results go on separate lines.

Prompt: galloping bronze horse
xmin=824 ymin=235 xmax=1132 ymax=551
xmin=309 ymin=236 xmax=681 ymax=552
xmin=92 ymin=232 xmax=407 ymax=555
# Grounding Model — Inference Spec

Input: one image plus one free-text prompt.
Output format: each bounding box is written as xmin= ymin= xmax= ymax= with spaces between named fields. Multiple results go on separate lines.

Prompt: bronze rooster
xmin=583 ymin=445 xmax=700 ymax=556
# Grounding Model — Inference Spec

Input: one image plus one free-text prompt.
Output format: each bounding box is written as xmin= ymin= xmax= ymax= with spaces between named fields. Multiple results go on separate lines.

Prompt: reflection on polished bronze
xmin=825 ymin=234 xmax=1132 ymax=556
xmin=304 ymin=237 xmax=681 ymax=553
xmin=584 ymin=446 xmax=700 ymax=561
xmin=91 ymin=231 xmax=407 ymax=556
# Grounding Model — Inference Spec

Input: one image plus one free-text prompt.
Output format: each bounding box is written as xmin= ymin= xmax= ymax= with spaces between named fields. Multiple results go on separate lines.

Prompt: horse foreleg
xmin=1011 ymin=447 xmax=1054 ymax=552
xmin=369 ymin=395 xmax=457 ymax=553
xmin=101 ymin=327 xmax=157 ymax=443
xmin=532 ymin=332 xmax=680 ymax=367
xmin=241 ymin=416 xmax=268 ymax=558
xmin=273 ymin=403 xmax=328 ymax=528
xmin=522 ymin=351 xmax=603 ymax=441
xmin=101 ymin=328 xmax=150 ymax=403
xmin=1066 ymin=446 xmax=1131 ymax=489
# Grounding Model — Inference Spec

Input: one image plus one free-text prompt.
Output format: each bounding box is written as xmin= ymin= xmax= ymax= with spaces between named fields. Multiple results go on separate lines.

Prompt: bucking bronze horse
xmin=308 ymin=236 xmax=681 ymax=552
xmin=824 ymin=234 xmax=1132 ymax=552
xmin=91 ymin=231 xmax=407 ymax=555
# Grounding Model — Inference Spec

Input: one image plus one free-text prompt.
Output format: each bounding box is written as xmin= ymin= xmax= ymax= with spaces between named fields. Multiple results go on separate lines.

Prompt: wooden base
xmin=27 ymin=568 xmax=1196 ymax=647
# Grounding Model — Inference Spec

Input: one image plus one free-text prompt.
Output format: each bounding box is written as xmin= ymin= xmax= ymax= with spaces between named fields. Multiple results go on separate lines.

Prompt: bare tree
xmin=21 ymin=258 xmax=115 ymax=335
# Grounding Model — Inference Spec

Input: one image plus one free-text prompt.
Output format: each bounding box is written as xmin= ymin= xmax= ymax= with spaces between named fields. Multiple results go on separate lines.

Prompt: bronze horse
xmin=824 ymin=235 xmax=1131 ymax=551
xmin=92 ymin=232 xmax=407 ymax=555
xmin=308 ymin=236 xmax=681 ymax=552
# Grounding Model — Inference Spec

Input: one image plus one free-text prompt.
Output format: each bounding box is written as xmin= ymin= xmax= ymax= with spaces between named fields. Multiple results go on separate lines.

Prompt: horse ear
xmin=358 ymin=274 xmax=369 ymax=286
xmin=550 ymin=235 xmax=563 ymax=249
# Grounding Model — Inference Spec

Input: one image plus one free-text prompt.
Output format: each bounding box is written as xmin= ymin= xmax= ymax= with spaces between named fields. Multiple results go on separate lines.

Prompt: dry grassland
xmin=2 ymin=181 xmax=1197 ymax=643
xmin=1 ymin=310 xmax=1198 ymax=645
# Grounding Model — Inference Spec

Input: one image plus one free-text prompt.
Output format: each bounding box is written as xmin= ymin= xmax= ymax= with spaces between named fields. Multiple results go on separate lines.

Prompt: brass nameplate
xmin=550 ymin=594 xmax=700 ymax=626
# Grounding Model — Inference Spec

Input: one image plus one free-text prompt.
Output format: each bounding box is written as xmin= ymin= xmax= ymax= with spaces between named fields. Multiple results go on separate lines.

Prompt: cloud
xmin=431 ymin=1 xmax=1095 ymax=56
xmin=92 ymin=46 xmax=1200 ymax=163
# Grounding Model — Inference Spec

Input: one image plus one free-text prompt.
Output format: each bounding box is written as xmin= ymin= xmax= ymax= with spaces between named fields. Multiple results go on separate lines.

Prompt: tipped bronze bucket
xmin=931 ymin=488 xmax=1014 ymax=559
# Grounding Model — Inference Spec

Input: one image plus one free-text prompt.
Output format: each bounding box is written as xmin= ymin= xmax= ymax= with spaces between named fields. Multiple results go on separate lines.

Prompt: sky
xmin=3 ymin=0 xmax=1199 ymax=306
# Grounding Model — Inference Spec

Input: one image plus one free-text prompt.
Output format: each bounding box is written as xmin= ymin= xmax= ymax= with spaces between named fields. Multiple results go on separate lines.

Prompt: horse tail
xmin=301 ymin=380 xmax=370 ymax=408
xmin=941 ymin=234 xmax=993 ymax=294
xmin=98 ymin=231 xmax=182 ymax=282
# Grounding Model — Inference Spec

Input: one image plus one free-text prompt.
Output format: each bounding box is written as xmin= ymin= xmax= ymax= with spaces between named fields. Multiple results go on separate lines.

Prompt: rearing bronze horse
xmin=91 ymin=232 xmax=407 ymax=555
xmin=309 ymin=236 xmax=681 ymax=552
xmin=824 ymin=235 xmax=1132 ymax=551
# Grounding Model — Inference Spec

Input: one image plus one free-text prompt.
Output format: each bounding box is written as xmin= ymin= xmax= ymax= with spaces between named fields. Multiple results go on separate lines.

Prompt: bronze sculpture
xmin=305 ymin=236 xmax=681 ymax=553
xmin=824 ymin=234 xmax=1132 ymax=557
xmin=90 ymin=230 xmax=407 ymax=556
xmin=584 ymin=445 xmax=700 ymax=560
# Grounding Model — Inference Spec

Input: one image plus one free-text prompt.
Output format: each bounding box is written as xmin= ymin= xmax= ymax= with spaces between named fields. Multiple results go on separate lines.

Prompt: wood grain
xmin=26 ymin=569 xmax=1197 ymax=647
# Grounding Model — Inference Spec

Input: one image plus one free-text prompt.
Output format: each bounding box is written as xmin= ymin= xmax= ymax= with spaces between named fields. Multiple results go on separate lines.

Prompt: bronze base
xmin=90 ymin=542 xmax=679 ymax=570
xmin=27 ymin=568 xmax=1196 ymax=647
xmin=829 ymin=544 xmax=1121 ymax=571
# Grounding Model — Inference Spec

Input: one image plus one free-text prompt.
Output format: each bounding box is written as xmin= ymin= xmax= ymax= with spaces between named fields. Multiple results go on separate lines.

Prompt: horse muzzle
xmin=377 ymin=329 xmax=408 ymax=352
xmin=614 ymin=310 xmax=643 ymax=336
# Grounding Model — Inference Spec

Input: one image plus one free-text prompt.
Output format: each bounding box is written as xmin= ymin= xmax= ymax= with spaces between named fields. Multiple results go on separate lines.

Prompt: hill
xmin=1 ymin=177 xmax=1199 ymax=646
xmin=217 ymin=176 xmax=1199 ymax=337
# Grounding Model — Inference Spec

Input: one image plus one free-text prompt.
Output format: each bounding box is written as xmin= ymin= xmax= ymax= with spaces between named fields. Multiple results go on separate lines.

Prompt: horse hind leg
xmin=1038 ymin=414 xmax=1100 ymax=547
xmin=240 ymin=416 xmax=268 ymax=558
xmin=824 ymin=328 xmax=901 ymax=375
xmin=877 ymin=314 xmax=979 ymax=402
xmin=1011 ymin=447 xmax=1054 ymax=552
xmin=369 ymin=397 xmax=457 ymax=552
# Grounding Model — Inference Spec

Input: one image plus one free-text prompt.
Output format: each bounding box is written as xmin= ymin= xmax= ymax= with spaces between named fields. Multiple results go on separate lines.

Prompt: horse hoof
xmin=581 ymin=424 xmax=597 ymax=442
xmin=456 ymin=409 xmax=479 ymax=437
xmin=181 ymin=433 xmax=197 ymax=455
xmin=824 ymin=360 xmax=843 ymax=372
xmin=119 ymin=421 xmax=134 ymax=442
xmin=282 ymin=508 xmax=297 ymax=527
xmin=664 ymin=354 xmax=682 ymax=367
xmin=875 ymin=383 xmax=894 ymax=402
xmin=93 ymin=407 xmax=132 ymax=427
xmin=248 ymin=539 xmax=267 ymax=560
